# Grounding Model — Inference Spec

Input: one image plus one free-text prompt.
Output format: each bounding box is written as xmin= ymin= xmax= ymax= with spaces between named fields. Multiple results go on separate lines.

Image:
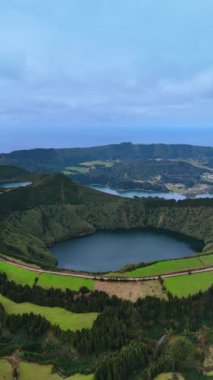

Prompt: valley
xmin=1 ymin=1 xmax=213 ymax=377
xmin=0 ymin=145 xmax=212 ymax=380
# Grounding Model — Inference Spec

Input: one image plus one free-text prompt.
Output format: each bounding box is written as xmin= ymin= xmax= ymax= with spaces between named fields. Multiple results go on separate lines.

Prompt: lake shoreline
xmin=51 ymin=229 xmax=199 ymax=272
xmin=90 ymin=184 xmax=213 ymax=200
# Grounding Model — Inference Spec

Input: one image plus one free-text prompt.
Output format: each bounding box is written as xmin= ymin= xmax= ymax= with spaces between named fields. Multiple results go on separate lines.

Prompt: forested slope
xmin=0 ymin=173 xmax=212 ymax=267
xmin=1 ymin=143 xmax=213 ymax=171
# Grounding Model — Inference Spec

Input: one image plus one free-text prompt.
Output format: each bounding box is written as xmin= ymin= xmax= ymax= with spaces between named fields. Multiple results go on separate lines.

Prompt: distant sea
xmin=1 ymin=127 xmax=212 ymax=152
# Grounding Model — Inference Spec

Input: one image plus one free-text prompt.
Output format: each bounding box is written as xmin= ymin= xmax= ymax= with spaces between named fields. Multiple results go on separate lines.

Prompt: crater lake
xmin=51 ymin=230 xmax=197 ymax=272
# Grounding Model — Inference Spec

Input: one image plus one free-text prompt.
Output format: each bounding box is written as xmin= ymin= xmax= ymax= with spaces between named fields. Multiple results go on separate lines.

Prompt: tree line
xmin=0 ymin=271 xmax=212 ymax=379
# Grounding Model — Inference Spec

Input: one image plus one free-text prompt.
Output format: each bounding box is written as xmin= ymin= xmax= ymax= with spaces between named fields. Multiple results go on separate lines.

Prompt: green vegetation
xmin=0 ymin=152 xmax=213 ymax=380
xmin=0 ymin=294 xmax=98 ymax=331
xmin=164 ymin=272 xmax=213 ymax=297
xmin=0 ymin=274 xmax=212 ymax=380
xmin=0 ymin=261 xmax=94 ymax=291
xmin=0 ymin=359 xmax=12 ymax=380
xmin=0 ymin=260 xmax=37 ymax=286
xmin=153 ymin=374 xmax=184 ymax=380
xmin=0 ymin=360 xmax=94 ymax=380
xmin=80 ymin=160 xmax=113 ymax=167
xmin=38 ymin=273 xmax=94 ymax=291
xmin=0 ymin=169 xmax=212 ymax=267
xmin=2 ymin=143 xmax=213 ymax=172
xmin=0 ymin=165 xmax=29 ymax=182
xmin=108 ymin=254 xmax=213 ymax=278
xmin=63 ymin=161 xmax=113 ymax=179
xmin=19 ymin=362 xmax=94 ymax=380
xmin=73 ymin=158 xmax=211 ymax=191
xmin=65 ymin=166 xmax=89 ymax=174
xmin=2 ymin=143 xmax=212 ymax=192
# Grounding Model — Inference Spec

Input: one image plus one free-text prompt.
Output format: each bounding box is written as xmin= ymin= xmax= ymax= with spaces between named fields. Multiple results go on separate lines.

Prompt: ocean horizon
xmin=0 ymin=126 xmax=212 ymax=153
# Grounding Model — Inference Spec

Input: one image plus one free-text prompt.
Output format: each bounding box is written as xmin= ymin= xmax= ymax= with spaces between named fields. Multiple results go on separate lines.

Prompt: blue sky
xmin=0 ymin=0 xmax=213 ymax=150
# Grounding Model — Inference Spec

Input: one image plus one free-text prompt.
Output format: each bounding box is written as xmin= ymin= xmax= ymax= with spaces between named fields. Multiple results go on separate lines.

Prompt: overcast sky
xmin=0 ymin=0 xmax=213 ymax=150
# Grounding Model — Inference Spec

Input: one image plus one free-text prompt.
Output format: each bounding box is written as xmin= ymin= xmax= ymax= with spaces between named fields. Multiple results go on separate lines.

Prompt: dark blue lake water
xmin=51 ymin=230 xmax=195 ymax=272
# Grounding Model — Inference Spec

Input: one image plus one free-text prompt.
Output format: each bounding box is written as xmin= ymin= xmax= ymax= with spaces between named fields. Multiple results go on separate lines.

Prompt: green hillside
xmin=1 ymin=143 xmax=213 ymax=171
xmin=73 ymin=159 xmax=210 ymax=190
xmin=0 ymin=173 xmax=212 ymax=267
xmin=0 ymin=165 xmax=29 ymax=181
xmin=0 ymin=170 xmax=212 ymax=267
xmin=0 ymin=294 xmax=98 ymax=331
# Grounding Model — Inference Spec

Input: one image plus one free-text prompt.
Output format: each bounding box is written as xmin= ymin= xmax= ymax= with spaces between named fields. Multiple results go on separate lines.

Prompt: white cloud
xmin=159 ymin=69 xmax=213 ymax=99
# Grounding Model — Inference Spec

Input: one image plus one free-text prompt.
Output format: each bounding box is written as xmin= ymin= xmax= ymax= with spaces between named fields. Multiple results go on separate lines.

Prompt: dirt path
xmin=3 ymin=356 xmax=19 ymax=379
xmin=0 ymin=257 xmax=212 ymax=282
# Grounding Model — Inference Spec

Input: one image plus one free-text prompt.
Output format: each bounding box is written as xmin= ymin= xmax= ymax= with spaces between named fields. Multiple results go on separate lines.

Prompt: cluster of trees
xmin=0 ymin=272 xmax=113 ymax=312
xmin=136 ymin=289 xmax=213 ymax=331
xmin=0 ymin=165 xmax=29 ymax=181
xmin=0 ymin=270 xmax=212 ymax=379
xmin=138 ymin=337 xmax=208 ymax=380
xmin=0 ymin=304 xmax=50 ymax=356
xmin=0 ymin=271 xmax=212 ymax=333
xmin=72 ymin=302 xmax=140 ymax=355
xmin=95 ymin=340 xmax=150 ymax=380
xmin=6 ymin=313 xmax=50 ymax=338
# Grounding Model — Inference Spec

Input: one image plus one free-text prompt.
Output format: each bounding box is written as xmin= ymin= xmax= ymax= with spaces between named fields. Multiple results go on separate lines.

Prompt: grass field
xmin=38 ymin=273 xmax=94 ymax=291
xmin=164 ymin=272 xmax=213 ymax=298
xmin=0 ymin=261 xmax=94 ymax=291
xmin=0 ymin=360 xmax=94 ymax=380
xmin=19 ymin=362 xmax=94 ymax=380
xmin=204 ymin=346 xmax=213 ymax=374
xmin=65 ymin=166 xmax=89 ymax=174
xmin=63 ymin=170 xmax=75 ymax=176
xmin=0 ymin=261 xmax=37 ymax=286
xmin=0 ymin=294 xmax=98 ymax=331
xmin=80 ymin=160 xmax=113 ymax=167
xmin=153 ymin=373 xmax=184 ymax=380
xmin=116 ymin=254 xmax=213 ymax=278
xmin=0 ymin=359 xmax=12 ymax=380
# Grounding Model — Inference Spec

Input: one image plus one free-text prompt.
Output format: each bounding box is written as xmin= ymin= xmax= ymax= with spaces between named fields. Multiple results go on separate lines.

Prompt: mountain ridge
xmin=1 ymin=143 xmax=213 ymax=172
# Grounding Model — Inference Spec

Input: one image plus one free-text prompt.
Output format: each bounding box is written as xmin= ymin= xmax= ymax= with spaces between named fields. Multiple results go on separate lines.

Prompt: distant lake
xmin=51 ymin=230 xmax=195 ymax=272
xmin=90 ymin=185 xmax=213 ymax=200
xmin=0 ymin=181 xmax=32 ymax=188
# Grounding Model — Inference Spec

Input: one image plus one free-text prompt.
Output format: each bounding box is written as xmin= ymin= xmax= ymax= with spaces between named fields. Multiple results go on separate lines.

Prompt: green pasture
xmin=113 ymin=254 xmax=213 ymax=278
xmin=0 ymin=359 xmax=12 ymax=380
xmin=80 ymin=160 xmax=113 ymax=167
xmin=65 ymin=166 xmax=88 ymax=174
xmin=38 ymin=273 xmax=94 ymax=291
xmin=0 ymin=261 xmax=94 ymax=291
xmin=19 ymin=362 xmax=94 ymax=380
xmin=153 ymin=373 xmax=184 ymax=380
xmin=0 ymin=294 xmax=98 ymax=331
xmin=63 ymin=170 xmax=75 ymax=176
xmin=0 ymin=360 xmax=94 ymax=380
xmin=164 ymin=271 xmax=213 ymax=298
xmin=0 ymin=261 xmax=37 ymax=286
